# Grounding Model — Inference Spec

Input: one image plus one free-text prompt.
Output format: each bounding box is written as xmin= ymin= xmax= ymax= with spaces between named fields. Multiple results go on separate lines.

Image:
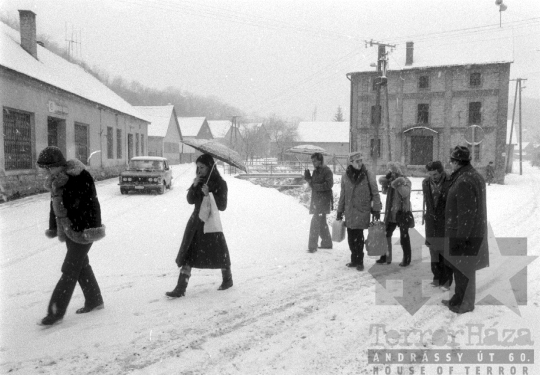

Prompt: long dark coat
xmin=307 ymin=165 xmax=333 ymax=215
xmin=445 ymin=164 xmax=489 ymax=271
xmin=422 ymin=172 xmax=450 ymax=245
xmin=175 ymin=174 xmax=231 ymax=269
xmin=337 ymin=165 xmax=382 ymax=229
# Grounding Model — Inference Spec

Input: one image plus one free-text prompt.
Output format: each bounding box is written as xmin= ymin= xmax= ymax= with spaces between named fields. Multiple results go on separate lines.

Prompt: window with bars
xmin=116 ymin=129 xmax=122 ymax=159
xmin=418 ymin=75 xmax=430 ymax=89
xmin=370 ymin=138 xmax=381 ymax=157
xmin=472 ymin=144 xmax=481 ymax=161
xmin=74 ymin=123 xmax=89 ymax=164
xmin=469 ymin=102 xmax=482 ymax=124
xmin=371 ymin=105 xmax=381 ymax=125
xmin=107 ymin=127 xmax=113 ymax=159
xmin=417 ymin=104 xmax=429 ymax=124
xmin=3 ymin=108 xmax=33 ymax=170
xmin=470 ymin=72 xmax=481 ymax=87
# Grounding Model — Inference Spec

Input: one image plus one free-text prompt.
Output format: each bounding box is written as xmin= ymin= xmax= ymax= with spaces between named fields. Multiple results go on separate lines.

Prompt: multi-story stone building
xmin=347 ymin=41 xmax=512 ymax=183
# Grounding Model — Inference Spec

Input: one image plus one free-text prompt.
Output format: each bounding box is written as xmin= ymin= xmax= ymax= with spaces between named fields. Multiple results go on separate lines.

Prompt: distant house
xmin=177 ymin=117 xmax=213 ymax=163
xmin=208 ymin=120 xmax=243 ymax=153
xmin=135 ymin=105 xmax=182 ymax=164
xmin=348 ymin=38 xmax=512 ymax=183
xmin=293 ymin=122 xmax=349 ymax=156
xmin=0 ymin=12 xmax=149 ymax=199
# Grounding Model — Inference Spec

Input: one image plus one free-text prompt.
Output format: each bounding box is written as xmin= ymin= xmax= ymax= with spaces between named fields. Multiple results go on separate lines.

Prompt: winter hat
xmin=37 ymin=146 xmax=67 ymax=168
xmin=348 ymin=151 xmax=363 ymax=161
xmin=450 ymin=146 xmax=471 ymax=161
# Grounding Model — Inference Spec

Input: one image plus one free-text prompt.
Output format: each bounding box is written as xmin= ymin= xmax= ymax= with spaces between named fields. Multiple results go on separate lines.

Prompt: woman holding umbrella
xmin=166 ymin=153 xmax=232 ymax=298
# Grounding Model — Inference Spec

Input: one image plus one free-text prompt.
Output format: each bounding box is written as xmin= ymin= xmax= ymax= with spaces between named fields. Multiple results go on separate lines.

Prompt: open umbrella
xmin=181 ymin=138 xmax=247 ymax=173
xmin=285 ymin=144 xmax=329 ymax=155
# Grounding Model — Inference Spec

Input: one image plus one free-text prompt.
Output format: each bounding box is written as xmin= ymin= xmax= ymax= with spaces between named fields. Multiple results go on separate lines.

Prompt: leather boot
xmin=166 ymin=273 xmax=190 ymax=298
xmin=41 ymin=273 xmax=77 ymax=325
xmin=77 ymin=264 xmax=104 ymax=314
xmin=218 ymin=268 xmax=233 ymax=290
xmin=386 ymin=237 xmax=393 ymax=264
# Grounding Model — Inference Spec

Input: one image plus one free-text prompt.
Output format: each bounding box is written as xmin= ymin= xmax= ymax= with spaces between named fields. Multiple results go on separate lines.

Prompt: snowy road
xmin=1 ymin=163 xmax=539 ymax=374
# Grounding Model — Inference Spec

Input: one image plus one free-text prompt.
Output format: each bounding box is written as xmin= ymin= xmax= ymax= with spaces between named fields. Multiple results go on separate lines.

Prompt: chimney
xmin=18 ymin=10 xmax=37 ymax=59
xmin=405 ymin=41 xmax=414 ymax=66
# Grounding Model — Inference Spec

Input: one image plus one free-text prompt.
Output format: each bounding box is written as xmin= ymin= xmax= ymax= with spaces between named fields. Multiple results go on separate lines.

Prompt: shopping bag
xmin=198 ymin=193 xmax=223 ymax=233
xmin=396 ymin=210 xmax=415 ymax=228
xmin=331 ymin=219 xmax=346 ymax=242
xmin=366 ymin=221 xmax=387 ymax=256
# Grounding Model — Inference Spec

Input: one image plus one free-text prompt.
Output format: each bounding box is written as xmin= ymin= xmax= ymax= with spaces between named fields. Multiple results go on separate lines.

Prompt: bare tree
xmin=265 ymin=115 xmax=298 ymax=161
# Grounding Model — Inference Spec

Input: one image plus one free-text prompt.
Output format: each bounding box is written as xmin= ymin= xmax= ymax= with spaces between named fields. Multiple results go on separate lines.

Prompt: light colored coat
xmin=337 ymin=166 xmax=382 ymax=230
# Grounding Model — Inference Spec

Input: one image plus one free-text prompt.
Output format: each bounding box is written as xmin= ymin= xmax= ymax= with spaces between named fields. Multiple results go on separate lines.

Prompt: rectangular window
xmin=418 ymin=75 xmax=430 ymax=89
xmin=128 ymin=133 xmax=133 ymax=160
xmin=417 ymin=104 xmax=429 ymax=124
xmin=140 ymin=135 xmax=144 ymax=155
xmin=372 ymin=78 xmax=378 ymax=91
xmin=3 ymin=108 xmax=32 ymax=170
xmin=371 ymin=105 xmax=382 ymax=125
xmin=116 ymin=129 xmax=122 ymax=159
xmin=135 ymin=133 xmax=140 ymax=156
xmin=470 ymin=72 xmax=481 ymax=87
xmin=472 ymin=144 xmax=481 ymax=162
xmin=74 ymin=123 xmax=89 ymax=165
xmin=410 ymin=136 xmax=433 ymax=165
xmin=107 ymin=127 xmax=113 ymax=159
xmin=370 ymin=138 xmax=381 ymax=157
xmin=469 ymin=102 xmax=482 ymax=124
xmin=48 ymin=118 xmax=58 ymax=147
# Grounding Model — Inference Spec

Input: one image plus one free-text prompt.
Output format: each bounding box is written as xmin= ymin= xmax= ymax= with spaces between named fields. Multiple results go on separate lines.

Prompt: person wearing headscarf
xmin=37 ymin=146 xmax=105 ymax=326
xmin=376 ymin=161 xmax=412 ymax=266
xmin=166 ymin=154 xmax=232 ymax=298
xmin=336 ymin=151 xmax=382 ymax=271
xmin=304 ymin=152 xmax=334 ymax=252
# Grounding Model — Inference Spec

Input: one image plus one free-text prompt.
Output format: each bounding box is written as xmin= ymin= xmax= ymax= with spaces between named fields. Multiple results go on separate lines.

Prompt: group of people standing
xmin=305 ymin=145 xmax=489 ymax=315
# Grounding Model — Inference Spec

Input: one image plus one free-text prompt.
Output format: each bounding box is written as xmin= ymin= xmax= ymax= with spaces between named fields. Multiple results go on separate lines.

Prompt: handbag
xmin=331 ymin=219 xmax=346 ymax=242
xmin=198 ymin=193 xmax=223 ymax=233
xmin=396 ymin=191 xmax=415 ymax=228
xmin=366 ymin=221 xmax=387 ymax=256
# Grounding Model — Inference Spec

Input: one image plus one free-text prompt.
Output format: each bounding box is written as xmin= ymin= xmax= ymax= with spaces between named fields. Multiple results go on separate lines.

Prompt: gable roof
xmin=296 ymin=122 xmax=349 ymax=143
xmin=0 ymin=22 xmax=148 ymax=122
xmin=349 ymin=31 xmax=513 ymax=74
xmin=135 ymin=105 xmax=180 ymax=137
xmin=207 ymin=120 xmax=232 ymax=138
xmin=178 ymin=117 xmax=207 ymax=137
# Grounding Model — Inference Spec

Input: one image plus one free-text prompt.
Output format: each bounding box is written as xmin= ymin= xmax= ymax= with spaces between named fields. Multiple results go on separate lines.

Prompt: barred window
xmin=74 ymin=123 xmax=89 ymax=165
xmin=116 ymin=129 xmax=122 ymax=159
xmin=470 ymin=73 xmax=481 ymax=87
xmin=419 ymin=75 xmax=430 ymax=89
xmin=469 ymin=102 xmax=482 ymax=124
xmin=107 ymin=127 xmax=113 ymax=159
xmin=417 ymin=104 xmax=429 ymax=124
xmin=370 ymin=138 xmax=381 ymax=157
xmin=3 ymin=108 xmax=32 ymax=170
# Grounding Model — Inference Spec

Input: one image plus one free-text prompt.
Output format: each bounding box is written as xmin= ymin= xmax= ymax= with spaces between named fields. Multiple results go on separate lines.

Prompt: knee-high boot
xmin=41 ymin=273 xmax=78 ymax=325
xmin=218 ymin=268 xmax=233 ymax=290
xmin=166 ymin=272 xmax=190 ymax=298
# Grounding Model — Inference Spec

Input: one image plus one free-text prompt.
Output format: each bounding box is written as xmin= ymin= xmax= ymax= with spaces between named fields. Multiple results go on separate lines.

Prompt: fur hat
xmin=37 ymin=146 xmax=67 ymax=168
xmin=450 ymin=146 xmax=471 ymax=161
xmin=348 ymin=151 xmax=363 ymax=161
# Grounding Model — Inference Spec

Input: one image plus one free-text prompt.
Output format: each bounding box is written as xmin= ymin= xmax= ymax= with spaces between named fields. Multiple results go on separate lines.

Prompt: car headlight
xmin=128 ymin=177 xmax=132 ymax=182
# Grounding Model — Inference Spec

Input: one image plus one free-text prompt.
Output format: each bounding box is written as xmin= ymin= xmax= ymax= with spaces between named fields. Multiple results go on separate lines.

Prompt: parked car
xmin=119 ymin=156 xmax=173 ymax=195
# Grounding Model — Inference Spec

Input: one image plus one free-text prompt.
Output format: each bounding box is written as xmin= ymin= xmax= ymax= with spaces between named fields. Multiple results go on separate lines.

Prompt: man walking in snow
xmin=443 ymin=146 xmax=489 ymax=314
xmin=304 ymin=152 xmax=334 ymax=252
xmin=422 ymin=161 xmax=453 ymax=288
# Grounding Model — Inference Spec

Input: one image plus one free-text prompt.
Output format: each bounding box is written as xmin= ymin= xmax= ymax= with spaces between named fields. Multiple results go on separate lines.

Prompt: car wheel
xmin=158 ymin=182 xmax=165 ymax=195
xmin=120 ymin=188 xmax=127 ymax=195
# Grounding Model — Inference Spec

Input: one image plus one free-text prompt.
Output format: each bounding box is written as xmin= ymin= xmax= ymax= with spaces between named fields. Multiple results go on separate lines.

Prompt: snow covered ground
xmin=1 ymin=162 xmax=539 ymax=375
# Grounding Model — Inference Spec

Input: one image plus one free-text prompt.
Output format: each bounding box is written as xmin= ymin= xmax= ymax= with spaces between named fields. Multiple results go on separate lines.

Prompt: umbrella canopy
xmin=285 ymin=144 xmax=329 ymax=155
xmin=181 ymin=138 xmax=247 ymax=172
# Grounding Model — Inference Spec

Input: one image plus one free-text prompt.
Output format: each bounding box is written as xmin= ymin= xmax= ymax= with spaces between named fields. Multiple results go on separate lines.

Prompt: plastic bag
xmin=331 ymin=219 xmax=346 ymax=242
xmin=366 ymin=221 xmax=387 ymax=256
xmin=198 ymin=193 xmax=223 ymax=233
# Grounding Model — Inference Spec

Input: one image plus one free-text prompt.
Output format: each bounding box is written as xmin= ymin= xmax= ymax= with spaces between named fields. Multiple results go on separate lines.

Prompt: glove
xmin=336 ymin=212 xmax=343 ymax=221
xmin=304 ymin=169 xmax=311 ymax=180
xmin=372 ymin=211 xmax=381 ymax=221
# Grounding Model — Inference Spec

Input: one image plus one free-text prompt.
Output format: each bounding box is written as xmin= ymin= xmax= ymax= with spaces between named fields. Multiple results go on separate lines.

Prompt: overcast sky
xmin=1 ymin=0 xmax=539 ymax=122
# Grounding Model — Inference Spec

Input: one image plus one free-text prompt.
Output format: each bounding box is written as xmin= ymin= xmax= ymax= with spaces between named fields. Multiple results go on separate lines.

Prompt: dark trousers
xmin=347 ymin=228 xmax=365 ymax=265
xmin=308 ymin=213 xmax=332 ymax=250
xmin=48 ymin=237 xmax=103 ymax=317
xmin=386 ymin=222 xmax=411 ymax=264
xmin=450 ymin=262 xmax=476 ymax=311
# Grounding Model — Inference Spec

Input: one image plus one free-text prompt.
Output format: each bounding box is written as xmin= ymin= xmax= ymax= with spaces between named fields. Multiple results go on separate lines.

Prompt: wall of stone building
xmin=0 ymin=68 xmax=148 ymax=200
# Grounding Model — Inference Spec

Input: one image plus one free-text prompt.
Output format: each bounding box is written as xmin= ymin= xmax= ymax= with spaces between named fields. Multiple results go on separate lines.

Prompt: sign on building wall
xmin=48 ymin=100 xmax=68 ymax=115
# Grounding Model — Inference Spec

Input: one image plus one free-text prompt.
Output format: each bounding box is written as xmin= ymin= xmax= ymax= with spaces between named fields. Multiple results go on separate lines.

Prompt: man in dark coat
xmin=422 ymin=161 xmax=453 ymax=288
xmin=37 ymin=146 xmax=106 ymax=326
xmin=443 ymin=146 xmax=489 ymax=314
xmin=304 ymin=152 xmax=334 ymax=252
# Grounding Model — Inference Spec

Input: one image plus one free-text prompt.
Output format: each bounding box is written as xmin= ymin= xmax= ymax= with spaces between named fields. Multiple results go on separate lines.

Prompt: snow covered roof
xmin=0 ymin=22 xmax=148 ymax=122
xmin=349 ymin=31 xmax=513 ymax=74
xmin=135 ymin=105 xmax=178 ymax=137
xmin=296 ymin=122 xmax=349 ymax=143
xmin=178 ymin=117 xmax=207 ymax=137
xmin=207 ymin=120 xmax=232 ymax=138
xmin=241 ymin=122 xmax=263 ymax=131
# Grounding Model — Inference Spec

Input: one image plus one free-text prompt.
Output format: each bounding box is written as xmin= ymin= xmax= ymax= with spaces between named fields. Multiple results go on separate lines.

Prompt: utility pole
xmin=365 ymin=40 xmax=395 ymax=172
xmin=507 ymin=78 xmax=526 ymax=175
